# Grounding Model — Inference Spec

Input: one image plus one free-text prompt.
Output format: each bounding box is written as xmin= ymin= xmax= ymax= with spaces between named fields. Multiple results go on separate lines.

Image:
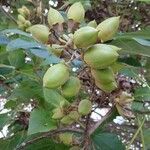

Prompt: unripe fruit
xmin=26 ymin=24 xmax=49 ymax=44
xmin=43 ymin=63 xmax=69 ymax=89
xmin=18 ymin=15 xmax=26 ymax=23
xmin=60 ymin=115 xmax=74 ymax=125
xmin=17 ymin=8 xmax=26 ymax=17
xmin=48 ymin=7 xmax=64 ymax=26
xmin=22 ymin=6 xmax=30 ymax=16
xmin=68 ymin=111 xmax=80 ymax=121
xmin=60 ymin=100 xmax=70 ymax=108
xmin=61 ymin=76 xmax=81 ymax=98
xmin=51 ymin=44 xmax=63 ymax=56
xmin=96 ymin=16 xmax=120 ymax=42
xmin=78 ymin=99 xmax=92 ymax=115
xmin=17 ymin=22 xmax=25 ymax=30
xmin=87 ymin=20 xmax=97 ymax=28
xmin=67 ymin=2 xmax=85 ymax=23
xmin=95 ymin=81 xmax=117 ymax=93
xmin=108 ymin=45 xmax=121 ymax=52
xmin=59 ymin=133 xmax=73 ymax=145
xmin=91 ymin=68 xmax=115 ymax=84
xmin=24 ymin=20 xmax=31 ymax=27
xmin=84 ymin=44 xmax=119 ymax=69
xmin=73 ymin=26 xmax=98 ymax=48
xmin=52 ymin=107 xmax=64 ymax=119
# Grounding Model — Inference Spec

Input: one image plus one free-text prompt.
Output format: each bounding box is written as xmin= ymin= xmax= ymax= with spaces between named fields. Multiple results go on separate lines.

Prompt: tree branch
xmin=16 ymin=127 xmax=83 ymax=150
xmin=89 ymin=107 xmax=113 ymax=135
xmin=0 ymin=4 xmax=17 ymax=24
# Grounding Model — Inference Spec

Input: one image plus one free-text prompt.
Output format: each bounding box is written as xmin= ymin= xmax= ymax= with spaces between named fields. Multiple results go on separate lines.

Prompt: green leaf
xmin=43 ymin=88 xmax=68 ymax=108
xmin=9 ymin=80 xmax=43 ymax=103
xmin=6 ymin=39 xmax=42 ymax=51
xmin=134 ymin=87 xmax=150 ymax=101
xmin=1 ymin=29 xmax=32 ymax=37
xmin=41 ymin=55 xmax=61 ymax=65
xmin=136 ymin=0 xmax=150 ymax=3
xmin=0 ymin=64 xmax=14 ymax=75
xmin=0 ymin=113 xmax=11 ymax=129
xmin=0 ymin=35 xmax=10 ymax=45
xmin=133 ymin=38 xmax=150 ymax=46
xmin=143 ymin=129 xmax=150 ymax=149
xmin=25 ymin=138 xmax=69 ymax=150
xmin=28 ymin=108 xmax=57 ymax=135
xmin=119 ymin=57 xmax=141 ymax=67
xmin=8 ymin=50 xmax=26 ymax=69
xmin=0 ymin=131 xmax=26 ymax=150
xmin=119 ymin=67 xmax=139 ymax=78
xmin=92 ymin=133 xmax=125 ymax=150
xmin=111 ymin=38 xmax=150 ymax=57
xmin=132 ymin=101 xmax=149 ymax=112
xmin=115 ymin=28 xmax=150 ymax=40
xmin=30 ymin=48 xmax=50 ymax=58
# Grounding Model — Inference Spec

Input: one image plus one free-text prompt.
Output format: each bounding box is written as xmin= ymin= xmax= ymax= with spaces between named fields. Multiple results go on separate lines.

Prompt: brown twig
xmin=83 ymin=114 xmax=91 ymax=150
xmin=0 ymin=4 xmax=17 ymax=24
xmin=89 ymin=107 xmax=113 ymax=135
xmin=16 ymin=127 xmax=83 ymax=150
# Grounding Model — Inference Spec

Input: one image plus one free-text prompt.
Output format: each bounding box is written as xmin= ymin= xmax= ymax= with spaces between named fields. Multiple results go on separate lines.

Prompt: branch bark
xmin=16 ymin=127 xmax=83 ymax=150
xmin=89 ymin=107 xmax=113 ymax=135
xmin=0 ymin=4 xmax=17 ymax=24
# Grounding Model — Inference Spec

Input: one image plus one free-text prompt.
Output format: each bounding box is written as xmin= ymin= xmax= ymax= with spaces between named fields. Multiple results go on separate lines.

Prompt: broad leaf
xmin=43 ymin=88 xmax=68 ymax=108
xmin=132 ymin=101 xmax=149 ymax=112
xmin=41 ymin=55 xmax=61 ymax=65
xmin=134 ymin=87 xmax=150 ymax=101
xmin=0 ymin=35 xmax=10 ymax=45
xmin=143 ymin=128 xmax=150 ymax=149
xmin=111 ymin=38 xmax=150 ymax=57
xmin=9 ymin=80 xmax=43 ymax=103
xmin=25 ymin=138 xmax=69 ymax=150
xmin=28 ymin=108 xmax=57 ymax=135
xmin=8 ymin=50 xmax=26 ymax=69
xmin=92 ymin=132 xmax=125 ymax=150
xmin=1 ymin=29 xmax=32 ymax=37
xmin=30 ymin=48 xmax=50 ymax=58
xmin=115 ymin=28 xmax=150 ymax=40
xmin=6 ymin=39 xmax=42 ymax=51
xmin=0 ymin=113 xmax=11 ymax=129
xmin=133 ymin=38 xmax=150 ymax=46
xmin=0 ymin=132 xmax=26 ymax=150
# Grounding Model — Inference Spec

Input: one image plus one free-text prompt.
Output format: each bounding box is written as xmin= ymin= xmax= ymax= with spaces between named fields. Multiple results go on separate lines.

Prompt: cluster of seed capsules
xmin=17 ymin=6 xmax=31 ymax=30
xmin=19 ymin=2 xmax=135 ymax=147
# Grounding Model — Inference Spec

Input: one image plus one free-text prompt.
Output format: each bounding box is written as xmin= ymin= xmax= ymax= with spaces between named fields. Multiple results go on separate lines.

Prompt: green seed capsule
xmin=59 ymin=133 xmax=73 ymax=145
xmin=78 ymin=99 xmax=92 ymax=115
xmin=48 ymin=7 xmax=64 ymax=26
xmin=60 ymin=115 xmax=74 ymax=125
xmin=73 ymin=26 xmax=98 ymax=48
xmin=26 ymin=24 xmax=49 ymax=44
xmin=43 ymin=63 xmax=69 ymax=89
xmin=62 ymin=76 xmax=81 ymax=98
xmin=95 ymin=81 xmax=117 ymax=93
xmin=18 ymin=15 xmax=26 ymax=23
xmin=52 ymin=107 xmax=64 ymax=119
xmin=91 ymin=68 xmax=115 ymax=84
xmin=97 ymin=16 xmax=120 ymax=42
xmin=87 ymin=20 xmax=97 ymax=28
xmin=67 ymin=2 xmax=85 ymax=23
xmin=84 ymin=44 xmax=119 ymax=69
